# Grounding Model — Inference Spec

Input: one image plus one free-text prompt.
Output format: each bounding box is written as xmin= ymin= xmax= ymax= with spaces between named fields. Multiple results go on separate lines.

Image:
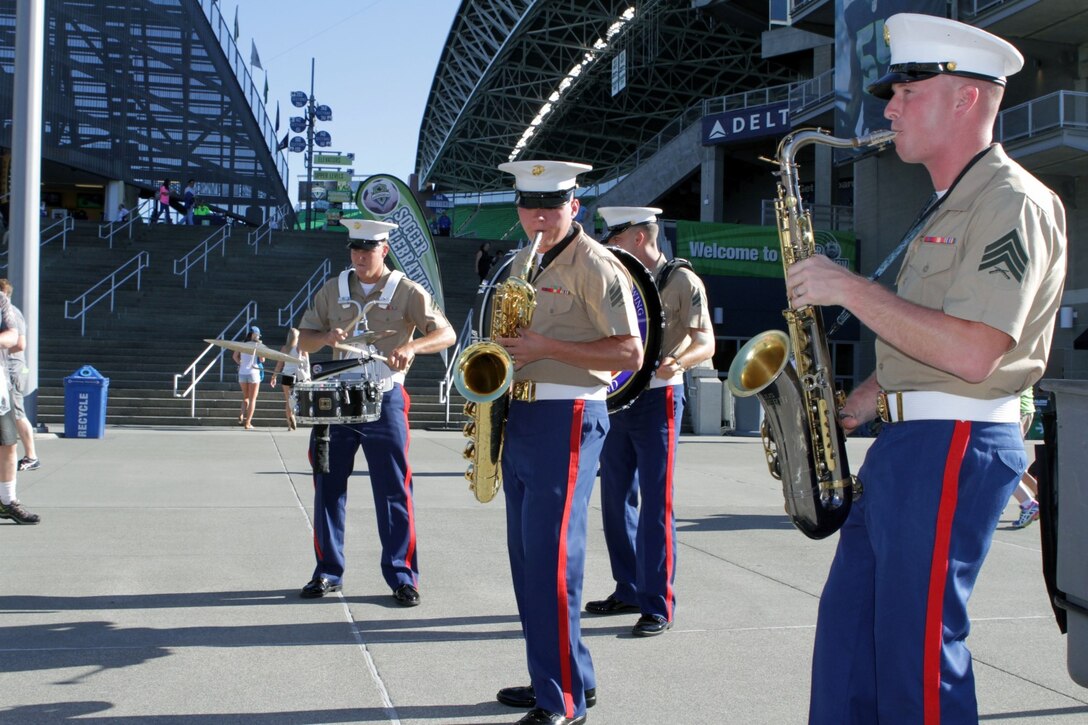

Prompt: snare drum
xmin=293 ymin=378 xmax=383 ymax=424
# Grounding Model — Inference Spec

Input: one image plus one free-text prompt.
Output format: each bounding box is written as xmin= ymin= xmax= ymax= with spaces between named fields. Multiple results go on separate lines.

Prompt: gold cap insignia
xmin=946 ymin=60 xmax=958 ymax=71
xmin=531 ymin=165 xmax=545 ymax=176
xmin=883 ymin=23 xmax=890 ymax=45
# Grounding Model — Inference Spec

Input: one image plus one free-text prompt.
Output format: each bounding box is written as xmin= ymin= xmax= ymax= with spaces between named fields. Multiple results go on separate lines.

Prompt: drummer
xmin=295 ymin=218 xmax=455 ymax=605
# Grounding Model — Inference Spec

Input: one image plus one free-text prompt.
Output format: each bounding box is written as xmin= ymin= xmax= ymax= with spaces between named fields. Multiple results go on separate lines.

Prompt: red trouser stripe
xmin=923 ymin=420 xmax=971 ymax=725
xmin=401 ymin=390 xmax=417 ymax=582
xmin=307 ymin=446 xmax=323 ymax=560
xmin=556 ymin=400 xmax=584 ymax=718
xmin=664 ymin=385 xmax=676 ymax=621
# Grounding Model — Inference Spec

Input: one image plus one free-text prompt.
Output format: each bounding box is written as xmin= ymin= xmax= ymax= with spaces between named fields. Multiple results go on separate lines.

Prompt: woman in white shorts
xmin=270 ymin=327 xmax=309 ymax=430
xmin=232 ymin=326 xmax=265 ymax=430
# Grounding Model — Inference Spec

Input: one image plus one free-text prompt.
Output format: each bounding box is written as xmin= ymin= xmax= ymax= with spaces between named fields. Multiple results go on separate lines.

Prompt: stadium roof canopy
xmin=416 ymin=0 xmax=795 ymax=194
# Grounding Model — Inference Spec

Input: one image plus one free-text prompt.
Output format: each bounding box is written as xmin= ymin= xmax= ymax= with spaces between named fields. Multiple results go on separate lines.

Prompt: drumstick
xmin=333 ymin=342 xmax=389 ymax=363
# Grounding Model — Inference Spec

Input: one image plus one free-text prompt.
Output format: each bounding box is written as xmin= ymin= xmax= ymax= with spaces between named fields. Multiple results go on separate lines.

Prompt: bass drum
xmin=605 ymin=246 xmax=664 ymax=413
xmin=472 ymin=246 xmax=664 ymax=413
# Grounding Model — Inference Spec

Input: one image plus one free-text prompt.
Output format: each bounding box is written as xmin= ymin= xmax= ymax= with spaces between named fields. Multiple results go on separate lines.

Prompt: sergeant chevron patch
xmin=978 ymin=230 xmax=1028 ymax=284
xmin=607 ymin=277 xmax=625 ymax=309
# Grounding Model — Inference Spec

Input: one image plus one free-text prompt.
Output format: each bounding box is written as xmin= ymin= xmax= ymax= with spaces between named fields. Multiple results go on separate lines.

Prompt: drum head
xmin=606 ymin=247 xmax=664 ymax=413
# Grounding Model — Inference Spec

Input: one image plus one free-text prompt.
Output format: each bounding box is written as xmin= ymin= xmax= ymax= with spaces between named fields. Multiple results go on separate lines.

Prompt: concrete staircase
xmin=34 ymin=222 xmax=488 ymax=430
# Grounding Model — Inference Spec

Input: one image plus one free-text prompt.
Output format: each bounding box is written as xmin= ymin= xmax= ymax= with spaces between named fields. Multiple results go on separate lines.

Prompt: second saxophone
xmin=728 ymin=128 xmax=895 ymax=539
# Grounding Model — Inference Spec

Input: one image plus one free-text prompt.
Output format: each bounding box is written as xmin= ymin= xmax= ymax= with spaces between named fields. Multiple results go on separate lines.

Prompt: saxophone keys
xmin=463 ymin=401 xmax=476 ymax=416
xmin=463 ymin=442 xmax=476 ymax=461
xmin=463 ymin=421 xmax=476 ymax=438
xmin=464 ymin=465 xmax=475 ymax=484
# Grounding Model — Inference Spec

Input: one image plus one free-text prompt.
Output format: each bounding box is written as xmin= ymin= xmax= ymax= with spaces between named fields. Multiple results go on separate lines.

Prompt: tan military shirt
xmin=512 ymin=226 xmax=641 ymax=387
xmin=877 ymin=145 xmax=1067 ymax=398
xmin=652 ymin=257 xmax=712 ymax=361
xmin=299 ymin=268 xmax=451 ymax=373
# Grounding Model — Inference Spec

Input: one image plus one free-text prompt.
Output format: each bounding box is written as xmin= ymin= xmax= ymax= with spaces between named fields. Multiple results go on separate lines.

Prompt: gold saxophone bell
xmin=726 ymin=129 xmax=891 ymax=539
xmin=453 ymin=233 xmax=542 ymax=503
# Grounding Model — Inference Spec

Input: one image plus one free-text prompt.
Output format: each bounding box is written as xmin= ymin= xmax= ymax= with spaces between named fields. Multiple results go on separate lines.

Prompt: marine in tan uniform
xmin=492 ymin=161 xmax=642 ymax=725
xmin=295 ymin=219 xmax=454 ymax=606
xmin=787 ymin=14 xmax=1067 ymax=724
xmin=585 ymin=206 xmax=714 ymax=637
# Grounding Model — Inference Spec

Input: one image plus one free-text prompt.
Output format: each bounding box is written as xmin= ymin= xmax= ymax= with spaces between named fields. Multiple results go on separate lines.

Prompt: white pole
xmin=10 ymin=0 xmax=45 ymax=425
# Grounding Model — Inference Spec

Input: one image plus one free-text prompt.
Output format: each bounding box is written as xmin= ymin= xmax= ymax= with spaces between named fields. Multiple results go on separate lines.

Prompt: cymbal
xmin=342 ymin=329 xmax=397 ymax=346
xmin=204 ymin=338 xmax=303 ymax=365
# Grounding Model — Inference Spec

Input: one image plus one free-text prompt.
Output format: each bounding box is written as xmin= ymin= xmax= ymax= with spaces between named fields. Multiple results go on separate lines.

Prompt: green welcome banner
xmin=676 ymin=220 xmax=857 ymax=279
xmin=355 ymin=174 xmax=445 ymax=311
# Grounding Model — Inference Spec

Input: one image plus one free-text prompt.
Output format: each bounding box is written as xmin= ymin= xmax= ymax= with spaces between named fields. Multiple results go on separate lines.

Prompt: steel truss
xmin=417 ymin=0 xmax=794 ymax=193
xmin=0 ymin=0 xmax=289 ymax=220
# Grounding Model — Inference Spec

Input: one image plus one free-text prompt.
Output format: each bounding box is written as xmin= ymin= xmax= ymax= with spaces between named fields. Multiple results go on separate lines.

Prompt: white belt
xmin=649 ymin=372 xmax=684 ymax=389
xmin=877 ymin=391 xmax=1020 ymax=424
xmin=512 ymin=381 xmax=607 ymax=402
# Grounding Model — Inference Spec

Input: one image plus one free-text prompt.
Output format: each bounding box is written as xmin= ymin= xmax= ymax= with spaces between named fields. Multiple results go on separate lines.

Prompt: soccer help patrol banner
xmin=676 ymin=220 xmax=857 ymax=279
xmin=354 ymin=174 xmax=445 ymax=311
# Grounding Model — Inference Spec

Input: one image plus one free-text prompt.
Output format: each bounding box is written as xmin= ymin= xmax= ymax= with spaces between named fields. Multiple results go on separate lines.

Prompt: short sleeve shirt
xmin=6 ymin=304 xmax=25 ymax=375
xmin=652 ymin=258 xmax=712 ymax=361
xmin=512 ymin=226 xmax=640 ymax=387
xmin=299 ymin=267 xmax=451 ymax=372
xmin=877 ymin=145 xmax=1067 ymax=398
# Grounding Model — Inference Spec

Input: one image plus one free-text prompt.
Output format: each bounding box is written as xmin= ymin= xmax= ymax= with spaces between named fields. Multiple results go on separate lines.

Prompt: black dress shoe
xmin=631 ymin=613 xmax=672 ymax=637
xmin=584 ymin=593 xmax=639 ymax=615
xmin=300 ymin=577 xmax=341 ymax=599
xmin=516 ymin=708 xmax=586 ymax=725
xmin=496 ymin=685 xmax=596 ymax=709
xmin=392 ymin=584 xmax=420 ymax=607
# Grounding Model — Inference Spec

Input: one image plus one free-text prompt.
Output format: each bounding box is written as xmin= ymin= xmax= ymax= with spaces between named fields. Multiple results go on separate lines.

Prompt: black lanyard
xmin=827 ymin=146 xmax=993 ymax=336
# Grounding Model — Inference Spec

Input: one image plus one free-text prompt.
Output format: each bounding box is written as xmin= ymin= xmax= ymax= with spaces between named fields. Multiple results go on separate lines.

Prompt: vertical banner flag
xmin=233 ymin=5 xmax=239 ymax=41
xmin=251 ymin=40 xmax=263 ymax=70
xmin=836 ymin=0 xmax=942 ymax=140
xmin=355 ymin=175 xmax=445 ymax=311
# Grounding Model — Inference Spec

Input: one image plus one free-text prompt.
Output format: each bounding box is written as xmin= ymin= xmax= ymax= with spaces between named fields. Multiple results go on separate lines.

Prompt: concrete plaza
xmin=1 ymin=425 xmax=1085 ymax=723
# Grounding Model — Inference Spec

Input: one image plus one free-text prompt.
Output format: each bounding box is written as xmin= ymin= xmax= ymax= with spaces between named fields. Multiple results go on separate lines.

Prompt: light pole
xmin=288 ymin=58 xmax=333 ymax=229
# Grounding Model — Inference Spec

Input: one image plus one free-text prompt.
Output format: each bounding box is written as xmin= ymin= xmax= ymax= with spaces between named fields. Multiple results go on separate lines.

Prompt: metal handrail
xmin=98 ymin=212 xmax=139 ymax=248
xmin=172 ymin=301 xmax=259 ymax=417
xmin=64 ymin=251 xmax=150 ymax=336
xmin=996 ymin=90 xmax=1088 ymax=144
xmin=278 ymin=258 xmax=332 ymax=327
xmin=173 ymin=224 xmax=232 ymax=288
xmin=759 ymin=200 xmax=855 ymax=230
xmin=0 ymin=215 xmax=76 ymax=271
xmin=247 ymin=203 xmax=289 ymax=255
xmin=41 ymin=214 xmax=74 ymax=251
xmin=439 ymin=315 xmax=474 ymax=424
xmin=586 ymin=70 xmax=834 ymax=199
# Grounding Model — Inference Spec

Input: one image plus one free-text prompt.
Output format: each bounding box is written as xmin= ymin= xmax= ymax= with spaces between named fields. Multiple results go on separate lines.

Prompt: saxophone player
xmin=492 ymin=161 xmax=643 ymax=725
xmin=585 ymin=207 xmax=714 ymax=637
xmin=787 ymin=14 xmax=1067 ymax=724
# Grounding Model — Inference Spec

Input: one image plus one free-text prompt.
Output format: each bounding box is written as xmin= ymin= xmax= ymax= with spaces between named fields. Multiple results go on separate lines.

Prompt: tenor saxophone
xmin=727 ymin=128 xmax=895 ymax=539
xmin=453 ymin=231 xmax=543 ymax=503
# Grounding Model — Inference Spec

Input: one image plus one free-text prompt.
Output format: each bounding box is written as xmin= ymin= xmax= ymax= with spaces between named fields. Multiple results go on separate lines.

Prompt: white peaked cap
xmin=342 ymin=218 xmax=398 ymax=242
xmin=868 ymin=13 xmax=1024 ymax=99
xmin=598 ymin=206 xmax=663 ymax=229
xmin=498 ymin=160 xmax=593 ymax=192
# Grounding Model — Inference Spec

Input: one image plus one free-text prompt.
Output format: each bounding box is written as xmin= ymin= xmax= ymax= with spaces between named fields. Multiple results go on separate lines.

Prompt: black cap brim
xmin=515 ymin=189 xmax=575 ymax=209
xmin=346 ymin=240 xmax=382 ymax=250
xmin=867 ymin=69 xmax=939 ymax=100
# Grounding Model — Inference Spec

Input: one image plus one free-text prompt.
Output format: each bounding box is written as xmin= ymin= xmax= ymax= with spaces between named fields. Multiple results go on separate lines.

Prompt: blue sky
xmin=229 ymin=0 xmax=461 ymax=204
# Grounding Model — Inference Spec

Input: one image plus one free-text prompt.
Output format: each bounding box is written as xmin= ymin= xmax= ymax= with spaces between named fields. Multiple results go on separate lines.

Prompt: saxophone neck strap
xmin=827 ymin=146 xmax=992 ymax=336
